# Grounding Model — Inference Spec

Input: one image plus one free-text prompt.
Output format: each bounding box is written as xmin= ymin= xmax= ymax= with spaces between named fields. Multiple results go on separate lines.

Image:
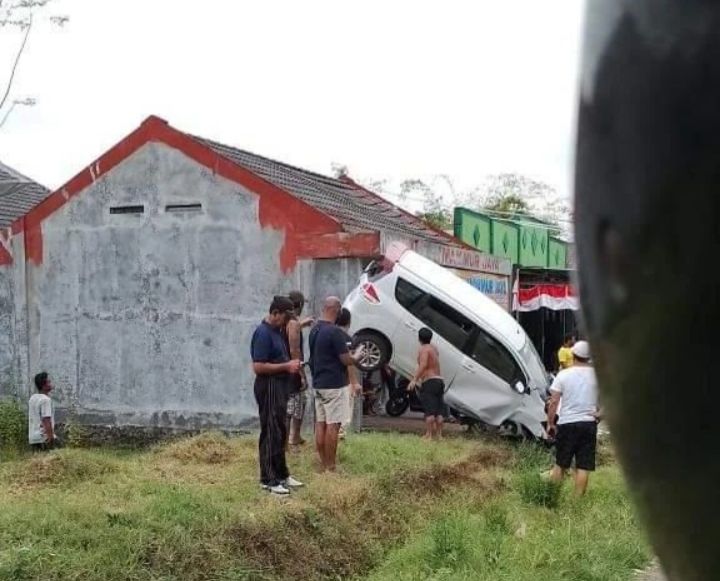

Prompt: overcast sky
xmin=0 ymin=1 xmax=585 ymax=206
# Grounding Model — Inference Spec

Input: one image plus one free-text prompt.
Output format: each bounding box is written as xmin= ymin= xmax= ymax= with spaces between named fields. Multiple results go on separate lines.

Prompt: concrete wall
xmin=0 ymin=235 xmax=28 ymax=399
xmin=25 ymin=142 xmax=315 ymax=430
xmin=0 ymin=263 xmax=16 ymax=396
xmin=304 ymin=258 xmax=366 ymax=315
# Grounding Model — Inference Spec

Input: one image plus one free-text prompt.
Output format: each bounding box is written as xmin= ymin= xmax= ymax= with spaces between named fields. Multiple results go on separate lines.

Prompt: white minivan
xmin=343 ymin=245 xmax=549 ymax=439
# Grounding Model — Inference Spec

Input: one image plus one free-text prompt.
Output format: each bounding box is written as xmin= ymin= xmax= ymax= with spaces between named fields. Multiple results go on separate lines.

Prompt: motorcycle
xmin=384 ymin=376 xmax=424 ymax=417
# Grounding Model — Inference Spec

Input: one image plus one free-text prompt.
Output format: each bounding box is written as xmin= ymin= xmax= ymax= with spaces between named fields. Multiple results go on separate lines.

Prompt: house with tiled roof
xmin=0 ymin=116 xmax=510 ymax=433
xmin=0 ymin=161 xmax=50 ymax=229
xmin=0 ymin=161 xmax=49 ymax=389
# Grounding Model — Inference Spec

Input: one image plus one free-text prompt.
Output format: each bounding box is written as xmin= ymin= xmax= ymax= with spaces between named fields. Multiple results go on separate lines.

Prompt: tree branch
xmin=0 ymin=16 xmax=32 ymax=113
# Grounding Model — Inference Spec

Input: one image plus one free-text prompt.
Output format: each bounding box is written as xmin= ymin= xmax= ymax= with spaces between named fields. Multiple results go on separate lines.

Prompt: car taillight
xmin=361 ymin=282 xmax=381 ymax=304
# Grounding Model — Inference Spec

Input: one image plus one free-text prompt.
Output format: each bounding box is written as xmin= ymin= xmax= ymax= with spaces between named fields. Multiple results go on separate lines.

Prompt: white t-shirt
xmin=549 ymin=365 xmax=598 ymax=425
xmin=28 ymin=393 xmax=54 ymax=444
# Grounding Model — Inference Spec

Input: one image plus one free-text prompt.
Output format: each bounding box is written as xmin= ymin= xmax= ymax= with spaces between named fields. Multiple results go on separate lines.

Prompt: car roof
xmin=397 ymin=250 xmax=526 ymax=350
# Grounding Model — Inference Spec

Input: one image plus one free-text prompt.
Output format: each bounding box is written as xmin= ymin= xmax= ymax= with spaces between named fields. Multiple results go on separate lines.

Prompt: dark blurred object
xmin=576 ymin=2 xmax=720 ymax=580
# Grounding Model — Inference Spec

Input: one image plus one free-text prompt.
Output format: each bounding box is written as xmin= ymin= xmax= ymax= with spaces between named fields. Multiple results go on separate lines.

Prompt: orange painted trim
xmin=296 ymin=232 xmax=380 ymax=260
xmin=0 ymin=228 xmax=12 ymax=266
xmin=13 ymin=115 xmax=347 ymax=271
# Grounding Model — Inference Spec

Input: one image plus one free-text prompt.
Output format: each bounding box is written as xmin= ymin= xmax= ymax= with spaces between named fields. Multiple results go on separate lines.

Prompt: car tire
xmin=353 ymin=332 xmax=390 ymax=372
xmin=385 ymin=397 xmax=410 ymax=417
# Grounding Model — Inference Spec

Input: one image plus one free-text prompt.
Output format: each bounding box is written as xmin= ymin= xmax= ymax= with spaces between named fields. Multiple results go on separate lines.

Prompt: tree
xmin=0 ymin=0 xmax=67 ymax=128
xmin=397 ymin=178 xmax=452 ymax=231
xmin=484 ymin=192 xmax=529 ymax=215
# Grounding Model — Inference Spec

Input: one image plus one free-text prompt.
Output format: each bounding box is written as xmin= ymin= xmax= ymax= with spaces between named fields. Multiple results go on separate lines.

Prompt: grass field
xmin=0 ymin=432 xmax=650 ymax=580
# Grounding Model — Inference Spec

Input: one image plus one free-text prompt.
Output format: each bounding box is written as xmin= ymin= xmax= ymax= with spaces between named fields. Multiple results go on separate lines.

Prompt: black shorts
xmin=418 ymin=378 xmax=445 ymax=417
xmin=555 ymin=421 xmax=597 ymax=471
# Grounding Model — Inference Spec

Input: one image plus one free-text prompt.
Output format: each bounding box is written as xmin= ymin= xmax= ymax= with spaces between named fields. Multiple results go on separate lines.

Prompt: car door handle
xmin=404 ymin=321 xmax=418 ymax=330
xmin=462 ymin=362 xmax=475 ymax=372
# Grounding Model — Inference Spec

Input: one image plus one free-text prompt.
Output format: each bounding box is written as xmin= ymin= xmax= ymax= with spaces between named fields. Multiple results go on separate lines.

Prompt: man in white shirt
xmin=28 ymin=372 xmax=57 ymax=450
xmin=546 ymin=341 xmax=599 ymax=495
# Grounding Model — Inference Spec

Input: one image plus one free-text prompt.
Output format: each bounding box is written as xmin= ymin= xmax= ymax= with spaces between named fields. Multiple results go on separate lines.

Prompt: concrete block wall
xmin=23 ymin=143 xmax=313 ymax=430
xmin=2 ymin=143 xmax=370 ymax=433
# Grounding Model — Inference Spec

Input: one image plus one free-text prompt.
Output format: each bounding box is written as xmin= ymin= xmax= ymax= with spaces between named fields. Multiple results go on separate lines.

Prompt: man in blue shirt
xmin=309 ymin=296 xmax=361 ymax=472
xmin=251 ymin=296 xmax=303 ymax=495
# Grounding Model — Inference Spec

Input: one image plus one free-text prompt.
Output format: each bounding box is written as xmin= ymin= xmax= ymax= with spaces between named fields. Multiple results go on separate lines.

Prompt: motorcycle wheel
xmin=385 ymin=398 xmax=410 ymax=417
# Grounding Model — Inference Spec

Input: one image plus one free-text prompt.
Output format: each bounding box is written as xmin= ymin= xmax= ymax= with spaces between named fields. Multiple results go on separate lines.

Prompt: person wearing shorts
xmin=309 ymin=297 xmax=361 ymax=471
xmin=546 ymin=340 xmax=600 ymax=496
xmin=408 ymin=328 xmax=445 ymax=440
xmin=283 ymin=291 xmax=314 ymax=447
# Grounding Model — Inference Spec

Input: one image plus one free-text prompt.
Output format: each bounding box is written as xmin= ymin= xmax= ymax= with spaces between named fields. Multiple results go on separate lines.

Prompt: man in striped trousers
xmin=251 ymin=296 xmax=305 ymax=495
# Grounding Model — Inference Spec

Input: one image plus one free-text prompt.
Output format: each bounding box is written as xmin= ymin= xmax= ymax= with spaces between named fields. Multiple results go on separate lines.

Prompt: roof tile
xmin=0 ymin=161 xmax=50 ymax=228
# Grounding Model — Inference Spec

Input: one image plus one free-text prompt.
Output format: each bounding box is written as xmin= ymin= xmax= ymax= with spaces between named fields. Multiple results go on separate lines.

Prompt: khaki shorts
xmin=314 ymin=387 xmax=350 ymax=424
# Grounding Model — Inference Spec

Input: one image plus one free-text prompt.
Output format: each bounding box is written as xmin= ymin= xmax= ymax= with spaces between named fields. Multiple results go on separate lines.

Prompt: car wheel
xmin=353 ymin=332 xmax=390 ymax=372
xmin=385 ymin=397 xmax=410 ymax=417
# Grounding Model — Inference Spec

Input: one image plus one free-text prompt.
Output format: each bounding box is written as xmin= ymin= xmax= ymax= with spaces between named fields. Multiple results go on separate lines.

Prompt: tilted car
xmin=343 ymin=245 xmax=549 ymax=438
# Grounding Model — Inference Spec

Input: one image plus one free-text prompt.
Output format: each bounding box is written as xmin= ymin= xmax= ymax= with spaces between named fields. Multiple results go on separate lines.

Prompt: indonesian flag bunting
xmin=512 ymin=282 xmax=579 ymax=312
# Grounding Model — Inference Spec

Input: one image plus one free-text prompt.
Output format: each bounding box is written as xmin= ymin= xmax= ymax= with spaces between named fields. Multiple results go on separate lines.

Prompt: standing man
xmin=408 ymin=328 xmax=445 ymax=440
xmin=284 ymin=291 xmax=314 ymax=447
xmin=309 ymin=297 xmax=361 ymax=472
xmin=251 ymin=296 xmax=304 ymax=495
xmin=334 ymin=307 xmax=355 ymax=439
xmin=28 ymin=372 xmax=57 ymax=450
xmin=557 ymin=334 xmax=576 ymax=371
xmin=546 ymin=340 xmax=599 ymax=496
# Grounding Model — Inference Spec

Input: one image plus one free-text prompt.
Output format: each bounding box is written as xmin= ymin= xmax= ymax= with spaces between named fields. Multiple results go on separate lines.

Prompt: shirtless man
xmin=408 ymin=328 xmax=445 ymax=440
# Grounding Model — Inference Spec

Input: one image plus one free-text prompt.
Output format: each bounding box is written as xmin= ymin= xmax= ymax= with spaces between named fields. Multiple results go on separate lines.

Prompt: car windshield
xmin=518 ymin=336 xmax=548 ymax=389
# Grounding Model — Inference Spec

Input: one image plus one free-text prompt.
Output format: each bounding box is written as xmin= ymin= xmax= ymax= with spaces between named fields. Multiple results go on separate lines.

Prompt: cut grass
xmin=0 ymin=433 xmax=649 ymax=581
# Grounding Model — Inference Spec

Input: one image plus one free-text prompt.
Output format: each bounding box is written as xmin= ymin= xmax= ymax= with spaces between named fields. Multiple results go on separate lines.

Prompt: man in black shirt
xmin=251 ymin=296 xmax=303 ymax=495
xmin=309 ymin=297 xmax=361 ymax=472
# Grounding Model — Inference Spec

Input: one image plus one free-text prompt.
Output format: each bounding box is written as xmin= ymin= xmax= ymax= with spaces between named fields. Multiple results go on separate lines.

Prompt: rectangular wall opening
xmin=109 ymin=205 xmax=144 ymax=215
xmin=165 ymin=203 xmax=203 ymax=213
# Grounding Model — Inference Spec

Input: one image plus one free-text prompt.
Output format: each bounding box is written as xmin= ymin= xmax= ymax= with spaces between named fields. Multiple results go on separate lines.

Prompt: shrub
xmin=517 ymin=470 xmax=562 ymax=508
xmin=0 ymin=399 xmax=26 ymax=452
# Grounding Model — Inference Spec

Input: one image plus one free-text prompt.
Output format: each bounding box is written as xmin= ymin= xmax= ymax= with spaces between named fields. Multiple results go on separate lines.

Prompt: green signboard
xmin=518 ymin=224 xmax=549 ymax=267
xmin=548 ymin=237 xmax=567 ymax=269
xmin=453 ymin=208 xmax=491 ymax=253
xmin=454 ymin=206 xmax=570 ymax=270
xmin=490 ymin=220 xmax=519 ymax=264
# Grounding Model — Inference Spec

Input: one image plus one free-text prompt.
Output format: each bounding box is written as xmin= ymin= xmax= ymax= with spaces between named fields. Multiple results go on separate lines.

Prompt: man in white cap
xmin=546 ymin=340 xmax=599 ymax=495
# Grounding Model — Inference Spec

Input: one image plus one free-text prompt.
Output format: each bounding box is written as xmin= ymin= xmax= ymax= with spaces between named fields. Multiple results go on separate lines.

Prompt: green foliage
xmin=62 ymin=414 xmax=88 ymax=448
xmin=485 ymin=192 xmax=530 ymax=216
xmin=0 ymin=399 xmax=26 ymax=453
xmin=368 ymin=465 xmax=650 ymax=581
xmin=427 ymin=513 xmax=472 ymax=571
xmin=417 ymin=210 xmax=452 ymax=231
xmin=517 ymin=470 xmax=563 ymax=509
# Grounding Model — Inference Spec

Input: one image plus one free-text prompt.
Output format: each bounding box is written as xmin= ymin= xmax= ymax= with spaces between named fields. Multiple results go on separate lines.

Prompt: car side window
xmin=395 ymin=278 xmax=475 ymax=351
xmin=417 ymin=296 xmax=475 ymax=351
xmin=469 ymin=328 xmax=525 ymax=386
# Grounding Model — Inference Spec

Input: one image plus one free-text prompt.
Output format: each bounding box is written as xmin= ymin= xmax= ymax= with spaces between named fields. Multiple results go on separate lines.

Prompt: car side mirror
xmin=514 ymin=381 xmax=526 ymax=394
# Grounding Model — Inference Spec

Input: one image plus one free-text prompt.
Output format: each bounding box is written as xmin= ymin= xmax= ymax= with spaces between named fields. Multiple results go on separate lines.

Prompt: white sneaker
xmin=283 ymin=476 xmax=304 ymax=488
xmin=268 ymin=483 xmax=290 ymax=495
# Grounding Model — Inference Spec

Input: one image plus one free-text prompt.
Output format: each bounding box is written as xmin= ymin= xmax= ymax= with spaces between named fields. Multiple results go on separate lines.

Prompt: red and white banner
xmin=512 ymin=281 xmax=579 ymax=312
